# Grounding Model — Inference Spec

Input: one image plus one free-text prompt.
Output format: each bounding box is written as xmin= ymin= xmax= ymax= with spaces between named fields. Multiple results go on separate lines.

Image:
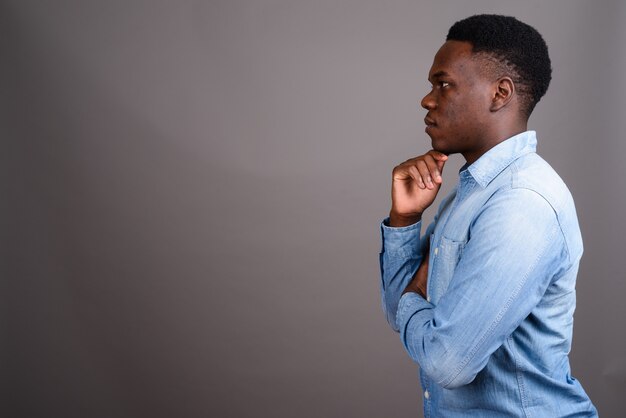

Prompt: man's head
xmin=421 ymin=15 xmax=551 ymax=163
xmin=446 ymin=14 xmax=552 ymax=118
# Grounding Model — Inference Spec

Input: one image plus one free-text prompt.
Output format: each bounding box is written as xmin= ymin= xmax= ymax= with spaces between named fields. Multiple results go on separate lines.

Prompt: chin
xmin=430 ymin=136 xmax=446 ymax=151
xmin=431 ymin=140 xmax=455 ymax=157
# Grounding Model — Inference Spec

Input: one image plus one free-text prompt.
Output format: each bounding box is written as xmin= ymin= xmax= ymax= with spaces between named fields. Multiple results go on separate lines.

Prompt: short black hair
xmin=446 ymin=14 xmax=552 ymax=118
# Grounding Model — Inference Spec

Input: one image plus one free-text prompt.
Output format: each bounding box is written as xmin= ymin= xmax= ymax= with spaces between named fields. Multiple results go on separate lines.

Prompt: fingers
xmin=408 ymin=165 xmax=425 ymax=189
xmin=415 ymin=159 xmax=435 ymax=189
xmin=427 ymin=150 xmax=449 ymax=161
xmin=428 ymin=150 xmax=448 ymax=179
xmin=426 ymin=150 xmax=448 ymax=177
xmin=394 ymin=150 xmax=448 ymax=190
xmin=417 ymin=153 xmax=445 ymax=189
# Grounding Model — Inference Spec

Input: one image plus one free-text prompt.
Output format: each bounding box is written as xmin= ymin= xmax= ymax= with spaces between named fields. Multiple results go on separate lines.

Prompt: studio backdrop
xmin=3 ymin=1 xmax=625 ymax=417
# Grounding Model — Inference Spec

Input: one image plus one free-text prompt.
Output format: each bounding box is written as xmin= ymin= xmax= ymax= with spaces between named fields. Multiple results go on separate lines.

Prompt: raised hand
xmin=389 ymin=150 xmax=448 ymax=227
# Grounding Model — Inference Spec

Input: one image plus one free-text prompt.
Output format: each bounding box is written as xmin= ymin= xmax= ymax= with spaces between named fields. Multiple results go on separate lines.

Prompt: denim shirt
xmin=379 ymin=131 xmax=598 ymax=417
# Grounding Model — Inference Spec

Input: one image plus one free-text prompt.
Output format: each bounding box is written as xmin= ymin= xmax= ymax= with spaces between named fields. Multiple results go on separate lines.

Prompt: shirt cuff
xmin=396 ymin=291 xmax=433 ymax=333
xmin=380 ymin=217 xmax=422 ymax=256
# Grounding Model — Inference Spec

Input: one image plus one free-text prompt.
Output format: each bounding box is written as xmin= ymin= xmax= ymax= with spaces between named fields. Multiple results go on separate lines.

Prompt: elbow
xmin=439 ymin=371 xmax=477 ymax=389
xmin=381 ymin=292 xmax=401 ymax=332
xmin=384 ymin=308 xmax=400 ymax=333
xmin=387 ymin=319 xmax=400 ymax=333
xmin=411 ymin=348 xmax=477 ymax=389
xmin=400 ymin=313 xmax=485 ymax=389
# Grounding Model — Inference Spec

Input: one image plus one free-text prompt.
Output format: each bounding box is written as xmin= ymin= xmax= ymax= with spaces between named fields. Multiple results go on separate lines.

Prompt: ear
xmin=490 ymin=77 xmax=515 ymax=112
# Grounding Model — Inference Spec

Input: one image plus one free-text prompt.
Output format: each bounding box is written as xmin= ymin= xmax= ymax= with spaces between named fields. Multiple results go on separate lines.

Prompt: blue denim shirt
xmin=379 ymin=131 xmax=598 ymax=417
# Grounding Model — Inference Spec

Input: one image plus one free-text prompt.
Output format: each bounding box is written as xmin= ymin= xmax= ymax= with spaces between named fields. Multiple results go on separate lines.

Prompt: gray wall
xmin=3 ymin=1 xmax=625 ymax=417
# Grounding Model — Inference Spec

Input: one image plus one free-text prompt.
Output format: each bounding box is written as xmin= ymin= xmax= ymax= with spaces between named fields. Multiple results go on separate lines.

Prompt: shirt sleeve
xmin=397 ymin=188 xmax=567 ymax=388
xmin=378 ymin=217 xmax=434 ymax=331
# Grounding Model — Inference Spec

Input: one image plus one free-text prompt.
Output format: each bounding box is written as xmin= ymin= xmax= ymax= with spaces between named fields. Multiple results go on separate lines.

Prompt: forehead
xmin=428 ymin=40 xmax=479 ymax=79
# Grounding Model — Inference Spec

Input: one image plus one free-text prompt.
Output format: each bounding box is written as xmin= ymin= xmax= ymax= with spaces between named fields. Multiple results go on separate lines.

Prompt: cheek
xmin=469 ymin=86 xmax=493 ymax=112
xmin=439 ymin=100 xmax=458 ymax=121
xmin=442 ymin=104 xmax=467 ymax=128
xmin=453 ymin=93 xmax=490 ymax=125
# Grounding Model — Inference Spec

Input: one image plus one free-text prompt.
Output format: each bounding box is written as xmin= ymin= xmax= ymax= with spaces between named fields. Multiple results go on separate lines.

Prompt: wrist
xmin=388 ymin=211 xmax=422 ymax=227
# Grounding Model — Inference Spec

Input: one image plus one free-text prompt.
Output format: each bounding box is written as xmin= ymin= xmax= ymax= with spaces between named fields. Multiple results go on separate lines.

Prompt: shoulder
xmin=509 ymin=153 xmax=573 ymax=213
xmin=492 ymin=153 xmax=583 ymax=261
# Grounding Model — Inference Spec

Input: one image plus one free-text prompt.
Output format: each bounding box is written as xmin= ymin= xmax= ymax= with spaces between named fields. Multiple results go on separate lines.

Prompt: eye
xmin=439 ymin=81 xmax=450 ymax=88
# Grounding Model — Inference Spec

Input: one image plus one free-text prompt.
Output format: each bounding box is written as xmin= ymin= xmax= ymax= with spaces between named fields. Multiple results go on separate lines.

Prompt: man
xmin=379 ymin=15 xmax=598 ymax=417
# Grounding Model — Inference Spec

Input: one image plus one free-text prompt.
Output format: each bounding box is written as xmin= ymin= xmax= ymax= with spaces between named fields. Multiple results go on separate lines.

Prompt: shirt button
xmin=427 ymin=296 xmax=431 ymax=303
xmin=434 ymin=247 xmax=439 ymax=256
xmin=424 ymin=390 xmax=430 ymax=399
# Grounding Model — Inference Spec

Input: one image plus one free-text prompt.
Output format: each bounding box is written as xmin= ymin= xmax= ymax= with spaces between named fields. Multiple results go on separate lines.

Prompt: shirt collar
xmin=463 ymin=130 xmax=537 ymax=188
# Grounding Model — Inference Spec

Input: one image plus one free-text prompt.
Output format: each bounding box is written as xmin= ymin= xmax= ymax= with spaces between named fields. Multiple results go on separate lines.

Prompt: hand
xmin=389 ymin=150 xmax=448 ymax=227
xmin=403 ymin=253 xmax=430 ymax=298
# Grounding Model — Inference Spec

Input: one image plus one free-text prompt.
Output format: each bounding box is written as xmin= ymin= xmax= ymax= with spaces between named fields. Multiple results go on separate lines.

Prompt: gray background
xmin=3 ymin=1 xmax=625 ymax=417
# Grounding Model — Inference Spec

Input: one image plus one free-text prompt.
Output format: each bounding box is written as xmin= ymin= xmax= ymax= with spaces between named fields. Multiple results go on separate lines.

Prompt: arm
xmin=379 ymin=150 xmax=447 ymax=330
xmin=379 ymin=219 xmax=431 ymax=330
xmin=404 ymin=252 xmax=430 ymax=298
xmin=397 ymin=188 xmax=565 ymax=388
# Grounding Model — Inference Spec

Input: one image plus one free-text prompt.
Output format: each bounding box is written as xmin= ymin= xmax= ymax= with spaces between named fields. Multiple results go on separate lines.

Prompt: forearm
xmin=383 ymin=149 xmax=447 ymax=329
xmin=379 ymin=218 xmax=427 ymax=331
xmin=402 ymin=252 xmax=429 ymax=298
xmin=397 ymin=190 xmax=564 ymax=388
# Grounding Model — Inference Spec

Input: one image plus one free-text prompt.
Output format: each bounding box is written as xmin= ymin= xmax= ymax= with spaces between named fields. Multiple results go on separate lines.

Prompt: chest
xmin=426 ymin=185 xmax=492 ymax=305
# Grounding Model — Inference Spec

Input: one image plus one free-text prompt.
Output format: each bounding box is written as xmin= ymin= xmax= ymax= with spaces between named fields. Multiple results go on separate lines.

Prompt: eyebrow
xmin=429 ymin=71 xmax=450 ymax=81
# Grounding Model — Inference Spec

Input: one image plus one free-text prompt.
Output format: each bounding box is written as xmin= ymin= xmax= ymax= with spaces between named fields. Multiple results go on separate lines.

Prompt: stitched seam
xmin=473 ymin=149 xmax=534 ymax=187
xmin=509 ymin=336 xmax=531 ymax=418
xmin=513 ymin=184 xmax=572 ymax=265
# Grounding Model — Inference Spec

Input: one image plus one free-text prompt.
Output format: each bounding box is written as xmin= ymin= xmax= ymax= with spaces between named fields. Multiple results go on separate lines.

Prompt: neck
xmin=463 ymin=120 xmax=528 ymax=165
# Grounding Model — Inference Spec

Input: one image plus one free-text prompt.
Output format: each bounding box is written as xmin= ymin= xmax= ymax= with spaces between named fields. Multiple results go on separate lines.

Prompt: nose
xmin=421 ymin=90 xmax=436 ymax=110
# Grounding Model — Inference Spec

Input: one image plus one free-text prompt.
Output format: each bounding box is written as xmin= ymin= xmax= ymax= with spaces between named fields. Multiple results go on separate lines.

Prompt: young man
xmin=379 ymin=15 xmax=598 ymax=417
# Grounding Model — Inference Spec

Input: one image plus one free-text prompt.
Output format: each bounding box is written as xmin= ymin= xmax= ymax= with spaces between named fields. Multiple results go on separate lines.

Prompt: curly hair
xmin=446 ymin=14 xmax=552 ymax=118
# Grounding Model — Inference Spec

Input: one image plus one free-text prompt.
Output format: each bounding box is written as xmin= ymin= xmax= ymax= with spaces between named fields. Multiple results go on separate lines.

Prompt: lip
xmin=424 ymin=116 xmax=437 ymax=133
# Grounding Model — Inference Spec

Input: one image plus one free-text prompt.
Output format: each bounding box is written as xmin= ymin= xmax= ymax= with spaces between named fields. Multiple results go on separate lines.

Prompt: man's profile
xmin=379 ymin=14 xmax=598 ymax=416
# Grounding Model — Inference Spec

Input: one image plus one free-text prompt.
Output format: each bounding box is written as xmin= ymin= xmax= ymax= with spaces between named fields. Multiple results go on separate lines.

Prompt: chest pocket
xmin=428 ymin=235 xmax=466 ymax=305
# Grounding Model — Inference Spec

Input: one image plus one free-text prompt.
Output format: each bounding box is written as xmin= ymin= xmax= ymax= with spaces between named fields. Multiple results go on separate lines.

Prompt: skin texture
xmin=390 ymin=40 xmax=529 ymax=297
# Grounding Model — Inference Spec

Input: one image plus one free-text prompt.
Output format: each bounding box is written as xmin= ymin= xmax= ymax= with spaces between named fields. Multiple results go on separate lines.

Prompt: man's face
xmin=421 ymin=40 xmax=495 ymax=163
